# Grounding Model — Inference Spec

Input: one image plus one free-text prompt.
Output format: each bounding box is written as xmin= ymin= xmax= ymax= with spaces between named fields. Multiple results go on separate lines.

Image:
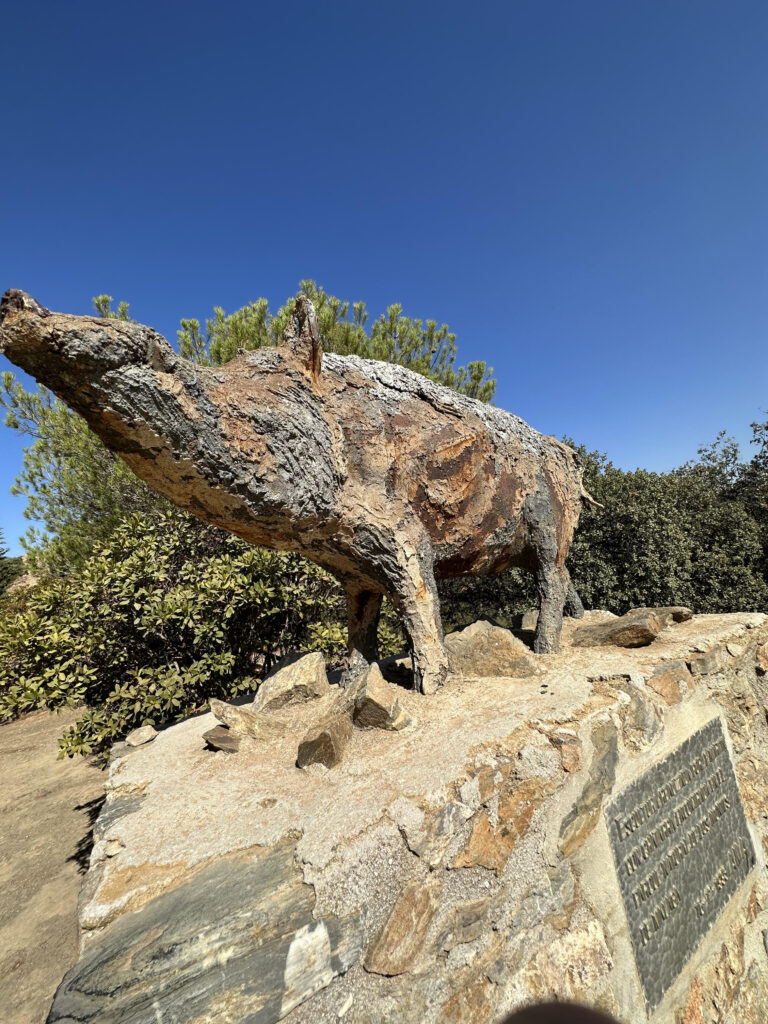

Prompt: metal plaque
xmin=605 ymin=717 xmax=755 ymax=1009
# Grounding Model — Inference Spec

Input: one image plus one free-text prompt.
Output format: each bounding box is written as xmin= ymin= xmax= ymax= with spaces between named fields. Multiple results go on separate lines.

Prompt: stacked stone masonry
xmin=49 ymin=612 xmax=768 ymax=1024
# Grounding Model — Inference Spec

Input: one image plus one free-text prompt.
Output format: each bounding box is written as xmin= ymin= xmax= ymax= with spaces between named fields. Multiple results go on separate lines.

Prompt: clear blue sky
xmin=2 ymin=1 xmax=767 ymax=555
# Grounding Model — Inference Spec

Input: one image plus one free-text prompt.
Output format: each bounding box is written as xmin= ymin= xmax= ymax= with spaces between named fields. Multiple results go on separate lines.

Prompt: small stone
xmin=351 ymin=664 xmax=411 ymax=731
xmin=395 ymin=799 xmax=469 ymax=867
xmin=203 ymin=725 xmax=240 ymax=753
xmin=252 ymin=652 xmax=330 ymax=713
xmin=688 ymin=645 xmax=729 ymax=676
xmin=612 ymin=680 xmax=662 ymax=752
xmin=338 ymin=994 xmax=353 ymax=1018
xmin=364 ymin=879 xmax=442 ymax=976
xmin=438 ymin=898 xmax=489 ymax=950
xmin=297 ymin=711 xmax=352 ymax=769
xmin=125 ymin=725 xmax=157 ymax=747
xmin=755 ymin=644 xmax=768 ymax=675
xmin=445 ymin=620 xmax=537 ymax=677
xmin=647 ymin=660 xmax=691 ymax=704
xmin=545 ymin=726 xmax=583 ymax=773
xmin=210 ymin=699 xmax=287 ymax=740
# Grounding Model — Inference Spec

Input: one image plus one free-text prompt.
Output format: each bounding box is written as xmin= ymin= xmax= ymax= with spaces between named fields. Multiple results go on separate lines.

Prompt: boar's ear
xmin=282 ymin=294 xmax=323 ymax=382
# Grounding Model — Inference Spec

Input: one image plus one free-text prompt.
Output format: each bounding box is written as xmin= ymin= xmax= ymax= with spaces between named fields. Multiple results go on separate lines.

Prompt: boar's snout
xmin=0 ymin=288 xmax=177 ymax=379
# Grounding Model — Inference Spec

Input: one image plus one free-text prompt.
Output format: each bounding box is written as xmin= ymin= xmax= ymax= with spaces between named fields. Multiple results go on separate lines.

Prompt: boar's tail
xmin=580 ymin=486 xmax=604 ymax=510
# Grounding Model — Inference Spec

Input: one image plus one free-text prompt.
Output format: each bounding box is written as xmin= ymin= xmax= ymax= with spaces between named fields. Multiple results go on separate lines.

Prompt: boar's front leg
xmin=344 ymin=587 xmax=383 ymax=684
xmin=525 ymin=479 xmax=568 ymax=654
xmin=351 ymin=515 xmax=448 ymax=695
xmin=534 ymin=561 xmax=567 ymax=653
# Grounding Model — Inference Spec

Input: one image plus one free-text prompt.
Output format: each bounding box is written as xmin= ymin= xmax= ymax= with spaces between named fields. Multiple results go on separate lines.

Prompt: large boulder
xmin=445 ymin=620 xmax=537 ymax=677
xmin=252 ymin=652 xmax=330 ymax=713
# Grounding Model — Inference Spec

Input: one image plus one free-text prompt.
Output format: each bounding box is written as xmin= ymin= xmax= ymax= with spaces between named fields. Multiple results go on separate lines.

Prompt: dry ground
xmin=0 ymin=709 xmax=104 ymax=1024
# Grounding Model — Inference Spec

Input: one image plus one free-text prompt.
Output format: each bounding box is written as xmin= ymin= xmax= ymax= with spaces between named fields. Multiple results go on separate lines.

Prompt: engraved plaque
xmin=605 ymin=717 xmax=755 ymax=1009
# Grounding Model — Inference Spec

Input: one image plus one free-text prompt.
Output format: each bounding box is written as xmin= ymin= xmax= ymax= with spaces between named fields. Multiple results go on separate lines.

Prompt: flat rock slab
xmin=49 ymin=837 xmax=362 ymax=1024
xmin=203 ymin=725 xmax=240 ymax=753
xmin=571 ymin=606 xmax=693 ymax=649
xmin=211 ymin=698 xmax=288 ymax=740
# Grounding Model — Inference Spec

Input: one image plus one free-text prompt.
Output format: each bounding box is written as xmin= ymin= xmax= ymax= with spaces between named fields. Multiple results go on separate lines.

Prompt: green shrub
xmin=0 ymin=507 xmax=404 ymax=759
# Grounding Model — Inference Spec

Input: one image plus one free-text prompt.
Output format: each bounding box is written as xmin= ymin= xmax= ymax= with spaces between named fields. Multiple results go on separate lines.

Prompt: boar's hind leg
xmin=563 ymin=568 xmax=585 ymax=619
xmin=534 ymin=561 xmax=567 ymax=654
xmin=525 ymin=482 xmax=568 ymax=654
xmin=344 ymin=587 xmax=383 ymax=684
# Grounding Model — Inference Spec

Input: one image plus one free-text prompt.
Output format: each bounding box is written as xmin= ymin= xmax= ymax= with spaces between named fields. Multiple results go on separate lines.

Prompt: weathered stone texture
xmin=572 ymin=606 xmax=693 ymax=649
xmin=296 ymin=711 xmax=352 ymax=769
xmin=48 ymin=839 xmax=362 ymax=1024
xmin=444 ymin=619 xmax=538 ymax=678
xmin=364 ymin=879 xmax=443 ymax=976
xmin=253 ymin=652 xmax=330 ymax=712
xmin=210 ymin=698 xmax=288 ymax=740
xmin=47 ymin=612 xmax=768 ymax=1024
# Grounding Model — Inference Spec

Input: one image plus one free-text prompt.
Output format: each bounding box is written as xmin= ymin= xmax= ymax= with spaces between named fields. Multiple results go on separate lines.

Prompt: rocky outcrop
xmin=48 ymin=612 xmax=768 ymax=1023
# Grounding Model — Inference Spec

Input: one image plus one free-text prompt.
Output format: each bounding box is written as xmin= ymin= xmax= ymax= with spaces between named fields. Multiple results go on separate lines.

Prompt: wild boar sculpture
xmin=0 ymin=289 xmax=599 ymax=693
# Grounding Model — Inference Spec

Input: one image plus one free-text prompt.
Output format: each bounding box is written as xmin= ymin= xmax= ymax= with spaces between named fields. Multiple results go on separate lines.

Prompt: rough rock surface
xmin=211 ymin=697 xmax=288 ymax=739
xmin=253 ymin=652 xmax=331 ymax=712
xmin=48 ymin=612 xmax=768 ymax=1024
xmin=124 ymin=725 xmax=156 ymax=747
xmin=296 ymin=710 xmax=353 ymax=769
xmin=572 ymin=606 xmax=693 ymax=649
xmin=444 ymin=619 xmax=538 ymax=678
xmin=0 ymin=289 xmax=595 ymax=693
xmin=349 ymin=664 xmax=411 ymax=731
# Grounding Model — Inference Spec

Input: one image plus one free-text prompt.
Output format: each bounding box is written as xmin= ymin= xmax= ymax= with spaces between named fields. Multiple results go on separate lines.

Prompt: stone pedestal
xmin=49 ymin=613 xmax=768 ymax=1024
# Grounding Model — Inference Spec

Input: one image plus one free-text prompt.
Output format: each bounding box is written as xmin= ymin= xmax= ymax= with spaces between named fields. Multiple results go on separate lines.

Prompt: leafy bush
xmin=0 ymin=507 xmax=401 ymax=759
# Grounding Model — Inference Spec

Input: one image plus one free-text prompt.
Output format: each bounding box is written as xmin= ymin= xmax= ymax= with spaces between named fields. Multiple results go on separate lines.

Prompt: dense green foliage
xmin=0 ymin=508 xmax=402 ymax=759
xmin=567 ymin=431 xmax=768 ymax=615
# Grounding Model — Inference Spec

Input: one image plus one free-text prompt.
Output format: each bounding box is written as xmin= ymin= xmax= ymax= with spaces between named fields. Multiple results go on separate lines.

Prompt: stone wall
xmin=49 ymin=612 xmax=768 ymax=1024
